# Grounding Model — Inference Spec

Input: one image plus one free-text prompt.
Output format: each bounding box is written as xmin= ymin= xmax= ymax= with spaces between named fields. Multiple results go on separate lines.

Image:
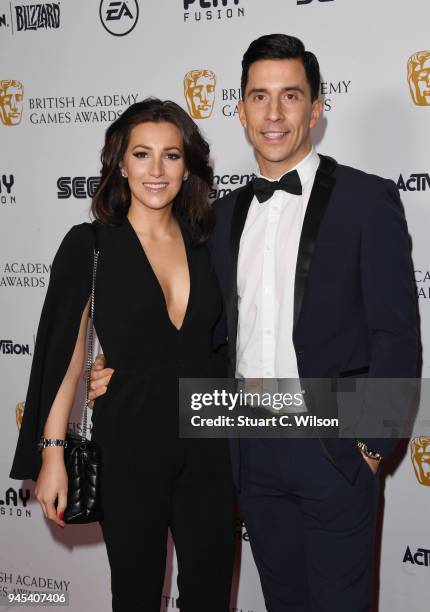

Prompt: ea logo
xmin=99 ymin=0 xmax=139 ymax=37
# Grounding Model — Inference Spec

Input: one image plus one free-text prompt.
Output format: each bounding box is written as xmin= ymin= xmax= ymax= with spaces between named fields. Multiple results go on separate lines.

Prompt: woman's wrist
xmin=40 ymin=445 xmax=65 ymax=463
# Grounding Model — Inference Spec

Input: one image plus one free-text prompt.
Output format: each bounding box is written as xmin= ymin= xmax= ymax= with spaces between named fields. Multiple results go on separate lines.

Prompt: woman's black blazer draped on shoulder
xmin=10 ymin=223 xmax=95 ymax=481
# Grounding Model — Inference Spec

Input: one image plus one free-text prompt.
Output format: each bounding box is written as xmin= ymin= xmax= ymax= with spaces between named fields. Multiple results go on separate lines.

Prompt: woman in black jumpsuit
xmin=93 ymin=216 xmax=235 ymax=610
xmin=10 ymin=100 xmax=236 ymax=611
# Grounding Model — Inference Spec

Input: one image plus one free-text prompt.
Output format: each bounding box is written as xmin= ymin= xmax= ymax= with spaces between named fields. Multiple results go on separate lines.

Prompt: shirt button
xmin=265 ymin=329 xmax=271 ymax=336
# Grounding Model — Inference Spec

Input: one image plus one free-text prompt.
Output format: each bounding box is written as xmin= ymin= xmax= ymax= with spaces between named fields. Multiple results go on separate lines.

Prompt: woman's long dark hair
xmin=91 ymin=98 xmax=214 ymax=243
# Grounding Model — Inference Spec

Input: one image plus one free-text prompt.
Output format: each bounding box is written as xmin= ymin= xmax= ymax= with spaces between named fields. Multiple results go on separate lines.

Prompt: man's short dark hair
xmin=241 ymin=34 xmax=321 ymax=102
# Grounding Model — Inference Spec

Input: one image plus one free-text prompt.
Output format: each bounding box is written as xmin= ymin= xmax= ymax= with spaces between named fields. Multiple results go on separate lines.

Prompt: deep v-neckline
xmin=125 ymin=216 xmax=192 ymax=332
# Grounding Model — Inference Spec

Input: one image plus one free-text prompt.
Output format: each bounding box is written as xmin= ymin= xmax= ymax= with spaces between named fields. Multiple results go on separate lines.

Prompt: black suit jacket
xmin=209 ymin=155 xmax=419 ymax=484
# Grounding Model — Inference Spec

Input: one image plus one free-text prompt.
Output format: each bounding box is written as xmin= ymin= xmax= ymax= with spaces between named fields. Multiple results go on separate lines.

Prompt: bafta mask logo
xmin=15 ymin=401 xmax=25 ymax=430
xmin=184 ymin=70 xmax=216 ymax=119
xmin=0 ymin=80 xmax=24 ymax=126
xmin=410 ymin=436 xmax=430 ymax=486
xmin=407 ymin=51 xmax=430 ymax=106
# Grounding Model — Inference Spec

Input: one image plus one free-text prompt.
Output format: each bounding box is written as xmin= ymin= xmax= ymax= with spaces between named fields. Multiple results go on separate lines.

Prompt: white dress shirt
xmin=236 ymin=147 xmax=320 ymax=380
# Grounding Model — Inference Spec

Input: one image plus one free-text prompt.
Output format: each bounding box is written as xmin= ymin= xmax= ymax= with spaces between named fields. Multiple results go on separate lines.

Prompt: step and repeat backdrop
xmin=1 ymin=1 xmax=429 ymax=610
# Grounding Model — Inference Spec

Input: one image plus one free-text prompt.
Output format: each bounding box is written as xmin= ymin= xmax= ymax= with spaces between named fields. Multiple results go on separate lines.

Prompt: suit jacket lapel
xmin=227 ymin=182 xmax=254 ymax=369
xmin=293 ymin=154 xmax=338 ymax=331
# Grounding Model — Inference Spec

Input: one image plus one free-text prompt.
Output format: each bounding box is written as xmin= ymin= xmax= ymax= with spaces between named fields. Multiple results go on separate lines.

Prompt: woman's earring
xmin=121 ymin=170 xmax=127 ymax=178
xmin=183 ymin=174 xmax=189 ymax=181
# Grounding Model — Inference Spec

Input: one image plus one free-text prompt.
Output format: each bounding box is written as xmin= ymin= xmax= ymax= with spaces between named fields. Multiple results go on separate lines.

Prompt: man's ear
xmin=310 ymin=98 xmax=323 ymax=129
xmin=238 ymin=99 xmax=247 ymax=129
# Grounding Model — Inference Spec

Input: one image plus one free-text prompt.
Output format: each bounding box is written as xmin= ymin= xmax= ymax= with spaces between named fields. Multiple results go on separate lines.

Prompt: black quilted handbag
xmin=63 ymin=228 xmax=103 ymax=524
xmin=63 ymin=430 xmax=103 ymax=523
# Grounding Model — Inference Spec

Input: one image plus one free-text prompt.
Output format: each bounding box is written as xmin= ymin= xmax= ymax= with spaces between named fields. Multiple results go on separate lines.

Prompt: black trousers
xmin=238 ymin=438 xmax=380 ymax=612
xmin=99 ymin=439 xmax=236 ymax=612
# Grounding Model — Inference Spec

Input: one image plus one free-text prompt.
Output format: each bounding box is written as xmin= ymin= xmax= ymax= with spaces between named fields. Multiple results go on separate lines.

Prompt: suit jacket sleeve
xmin=9 ymin=223 xmax=94 ymax=481
xmin=359 ymin=179 xmax=419 ymax=457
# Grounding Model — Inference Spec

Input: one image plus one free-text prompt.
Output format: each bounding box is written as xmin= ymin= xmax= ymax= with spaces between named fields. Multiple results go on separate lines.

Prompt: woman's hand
xmin=35 ymin=449 xmax=68 ymax=528
xmin=360 ymin=451 xmax=380 ymax=475
xmin=88 ymin=353 xmax=114 ymax=406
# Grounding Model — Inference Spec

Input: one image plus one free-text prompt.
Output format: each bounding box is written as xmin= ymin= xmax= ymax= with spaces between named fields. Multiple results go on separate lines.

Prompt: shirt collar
xmin=257 ymin=147 xmax=320 ymax=187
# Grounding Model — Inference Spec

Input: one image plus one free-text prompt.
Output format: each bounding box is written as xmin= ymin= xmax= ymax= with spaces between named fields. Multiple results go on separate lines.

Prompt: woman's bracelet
xmin=37 ymin=437 xmax=68 ymax=452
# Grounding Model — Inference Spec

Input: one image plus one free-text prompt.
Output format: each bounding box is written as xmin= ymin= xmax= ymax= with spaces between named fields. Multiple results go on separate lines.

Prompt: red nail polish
xmin=59 ymin=511 xmax=64 ymax=520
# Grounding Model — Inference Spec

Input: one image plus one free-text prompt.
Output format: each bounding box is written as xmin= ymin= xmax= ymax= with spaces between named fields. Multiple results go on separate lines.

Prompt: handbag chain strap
xmin=80 ymin=245 xmax=100 ymax=442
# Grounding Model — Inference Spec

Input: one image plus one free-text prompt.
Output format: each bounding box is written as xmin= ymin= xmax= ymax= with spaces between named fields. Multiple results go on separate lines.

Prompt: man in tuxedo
xmin=91 ymin=34 xmax=418 ymax=612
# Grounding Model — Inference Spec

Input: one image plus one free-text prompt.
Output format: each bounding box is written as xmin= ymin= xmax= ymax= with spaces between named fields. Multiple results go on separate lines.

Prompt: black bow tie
xmin=252 ymin=170 xmax=302 ymax=203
